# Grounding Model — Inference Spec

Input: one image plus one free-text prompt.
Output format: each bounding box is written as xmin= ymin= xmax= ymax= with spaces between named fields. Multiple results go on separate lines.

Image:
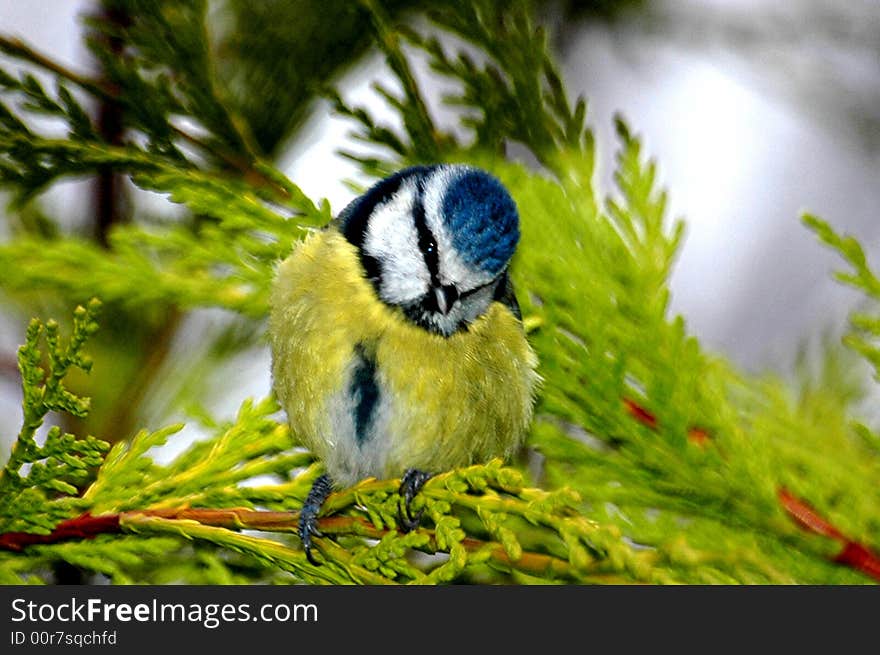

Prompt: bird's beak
xmin=434 ymin=285 xmax=459 ymax=316
xmin=435 ymin=286 xmax=450 ymax=315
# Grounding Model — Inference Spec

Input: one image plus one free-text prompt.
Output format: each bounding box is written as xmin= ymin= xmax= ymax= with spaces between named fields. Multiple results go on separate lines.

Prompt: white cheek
xmin=363 ymin=185 xmax=430 ymax=304
xmin=378 ymin=252 xmax=428 ymax=304
xmin=422 ymin=166 xmax=498 ymax=289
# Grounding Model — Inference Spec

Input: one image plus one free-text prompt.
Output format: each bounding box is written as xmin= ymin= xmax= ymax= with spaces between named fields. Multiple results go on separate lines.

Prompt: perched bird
xmin=269 ymin=164 xmax=539 ymax=563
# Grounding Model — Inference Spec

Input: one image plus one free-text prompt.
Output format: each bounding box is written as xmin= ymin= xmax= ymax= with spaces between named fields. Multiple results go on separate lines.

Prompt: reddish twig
xmin=623 ymin=397 xmax=657 ymax=430
xmin=0 ymin=508 xmax=297 ymax=552
xmin=623 ymin=397 xmax=708 ymax=446
xmin=623 ymin=396 xmax=879 ymax=582
xmin=776 ymin=488 xmax=843 ymax=540
xmin=0 ymin=513 xmax=122 ymax=551
xmin=778 ymin=488 xmax=880 ymax=582
xmin=1 ymin=508 xmax=307 ymax=552
xmin=0 ymin=508 xmax=581 ymax=580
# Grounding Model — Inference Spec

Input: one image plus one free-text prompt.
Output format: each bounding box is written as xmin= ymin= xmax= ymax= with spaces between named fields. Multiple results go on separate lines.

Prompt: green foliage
xmin=0 ymin=1 xmax=329 ymax=316
xmin=87 ymin=0 xmax=253 ymax=161
xmin=412 ymin=0 xmax=593 ymax=169
xmin=0 ymin=1 xmax=877 ymax=584
xmin=217 ymin=0 xmax=434 ymax=156
xmin=0 ymin=305 xmax=648 ymax=583
xmin=84 ymin=396 xmax=308 ymax=514
xmin=805 ymin=214 xmax=880 ymax=381
xmin=333 ymin=0 xmax=594 ymax=182
xmin=804 ymin=214 xmax=880 ymax=459
xmin=0 ymin=129 xmax=329 ymax=317
xmin=0 ymin=300 xmax=108 ymax=533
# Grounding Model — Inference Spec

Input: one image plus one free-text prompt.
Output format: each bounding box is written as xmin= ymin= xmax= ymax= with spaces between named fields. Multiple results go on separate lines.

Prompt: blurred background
xmin=1 ymin=0 xmax=878 ymax=450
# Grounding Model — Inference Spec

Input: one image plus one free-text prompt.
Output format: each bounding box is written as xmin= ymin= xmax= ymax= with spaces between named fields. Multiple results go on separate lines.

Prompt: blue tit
xmin=268 ymin=164 xmax=539 ymax=562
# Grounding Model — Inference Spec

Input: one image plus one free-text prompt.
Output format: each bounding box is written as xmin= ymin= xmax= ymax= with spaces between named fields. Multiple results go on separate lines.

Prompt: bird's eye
xmin=414 ymin=216 xmax=441 ymax=282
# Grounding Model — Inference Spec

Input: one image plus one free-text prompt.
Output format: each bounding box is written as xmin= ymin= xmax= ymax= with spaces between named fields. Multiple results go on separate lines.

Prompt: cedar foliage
xmin=0 ymin=0 xmax=877 ymax=584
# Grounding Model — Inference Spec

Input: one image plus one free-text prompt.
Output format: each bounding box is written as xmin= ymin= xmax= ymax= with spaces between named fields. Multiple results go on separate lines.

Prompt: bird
xmin=268 ymin=164 xmax=539 ymax=563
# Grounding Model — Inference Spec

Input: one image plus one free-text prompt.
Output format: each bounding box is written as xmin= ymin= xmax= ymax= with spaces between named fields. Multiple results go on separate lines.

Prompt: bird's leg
xmin=299 ymin=473 xmax=333 ymax=565
xmin=398 ymin=468 xmax=432 ymax=532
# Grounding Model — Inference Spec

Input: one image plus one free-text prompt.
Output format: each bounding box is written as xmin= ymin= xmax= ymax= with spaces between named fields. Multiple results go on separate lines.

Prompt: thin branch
xmin=360 ymin=0 xmax=445 ymax=160
xmin=0 ymin=513 xmax=122 ymax=551
xmin=0 ymin=506 xmax=583 ymax=581
xmin=92 ymin=3 xmax=131 ymax=247
xmin=0 ymin=35 xmax=111 ymax=98
xmin=0 ymin=35 xmax=289 ymax=200
xmin=778 ymin=488 xmax=880 ymax=582
xmin=623 ymin=396 xmax=709 ymax=445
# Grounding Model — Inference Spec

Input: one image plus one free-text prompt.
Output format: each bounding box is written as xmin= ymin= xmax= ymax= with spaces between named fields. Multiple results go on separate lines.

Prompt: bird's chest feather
xmin=321 ymin=312 xmax=531 ymax=484
xmin=269 ymin=229 xmax=536 ymax=484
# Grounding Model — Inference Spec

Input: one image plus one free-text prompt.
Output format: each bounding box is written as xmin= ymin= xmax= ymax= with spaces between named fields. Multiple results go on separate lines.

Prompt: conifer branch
xmin=0 ymin=507 xmax=587 ymax=583
xmin=0 ymin=513 xmax=122 ymax=551
xmin=626 ymin=394 xmax=880 ymax=582
xmin=1 ymin=3 xmax=877 ymax=586
xmin=360 ymin=0 xmax=446 ymax=163
xmin=0 ymin=35 xmax=110 ymax=98
xmin=778 ymin=489 xmax=880 ymax=582
xmin=0 ymin=34 xmax=288 ymax=199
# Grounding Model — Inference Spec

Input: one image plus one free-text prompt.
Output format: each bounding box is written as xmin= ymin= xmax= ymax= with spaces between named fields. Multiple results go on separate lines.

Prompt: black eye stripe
xmin=336 ymin=166 xmax=438 ymax=294
xmin=412 ymin=177 xmax=501 ymax=303
xmin=412 ymin=181 xmax=441 ymax=286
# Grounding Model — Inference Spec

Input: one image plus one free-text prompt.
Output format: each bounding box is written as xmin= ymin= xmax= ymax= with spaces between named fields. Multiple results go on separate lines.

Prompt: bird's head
xmin=337 ymin=164 xmax=520 ymax=336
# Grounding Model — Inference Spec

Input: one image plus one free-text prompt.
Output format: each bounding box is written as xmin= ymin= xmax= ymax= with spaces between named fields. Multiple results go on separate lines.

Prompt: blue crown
xmin=441 ymin=169 xmax=520 ymax=275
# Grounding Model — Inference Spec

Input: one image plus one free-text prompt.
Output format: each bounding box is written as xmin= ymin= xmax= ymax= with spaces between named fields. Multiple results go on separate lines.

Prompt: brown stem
xmin=778 ymin=488 xmax=880 ymax=582
xmin=0 ymin=509 xmax=290 ymax=552
xmin=318 ymin=515 xmax=576 ymax=577
xmin=0 ymin=513 xmax=122 ymax=551
xmin=92 ymin=3 xmax=131 ymax=248
xmin=0 ymin=507 xmax=579 ymax=580
xmin=0 ymin=36 xmax=111 ymax=98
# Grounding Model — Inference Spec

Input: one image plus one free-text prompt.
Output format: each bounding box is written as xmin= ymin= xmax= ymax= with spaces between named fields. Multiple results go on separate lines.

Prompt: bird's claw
xmin=299 ymin=514 xmax=323 ymax=566
xmin=298 ymin=473 xmax=333 ymax=565
xmin=398 ymin=468 xmax=431 ymax=533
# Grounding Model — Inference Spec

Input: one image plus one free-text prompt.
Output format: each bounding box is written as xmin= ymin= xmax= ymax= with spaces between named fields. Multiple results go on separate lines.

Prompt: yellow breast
xmin=269 ymin=228 xmax=539 ymax=485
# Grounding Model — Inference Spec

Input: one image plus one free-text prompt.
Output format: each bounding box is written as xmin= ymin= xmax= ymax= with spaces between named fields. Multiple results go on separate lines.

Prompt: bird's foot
xmin=299 ymin=473 xmax=333 ymax=565
xmin=398 ymin=468 xmax=432 ymax=532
